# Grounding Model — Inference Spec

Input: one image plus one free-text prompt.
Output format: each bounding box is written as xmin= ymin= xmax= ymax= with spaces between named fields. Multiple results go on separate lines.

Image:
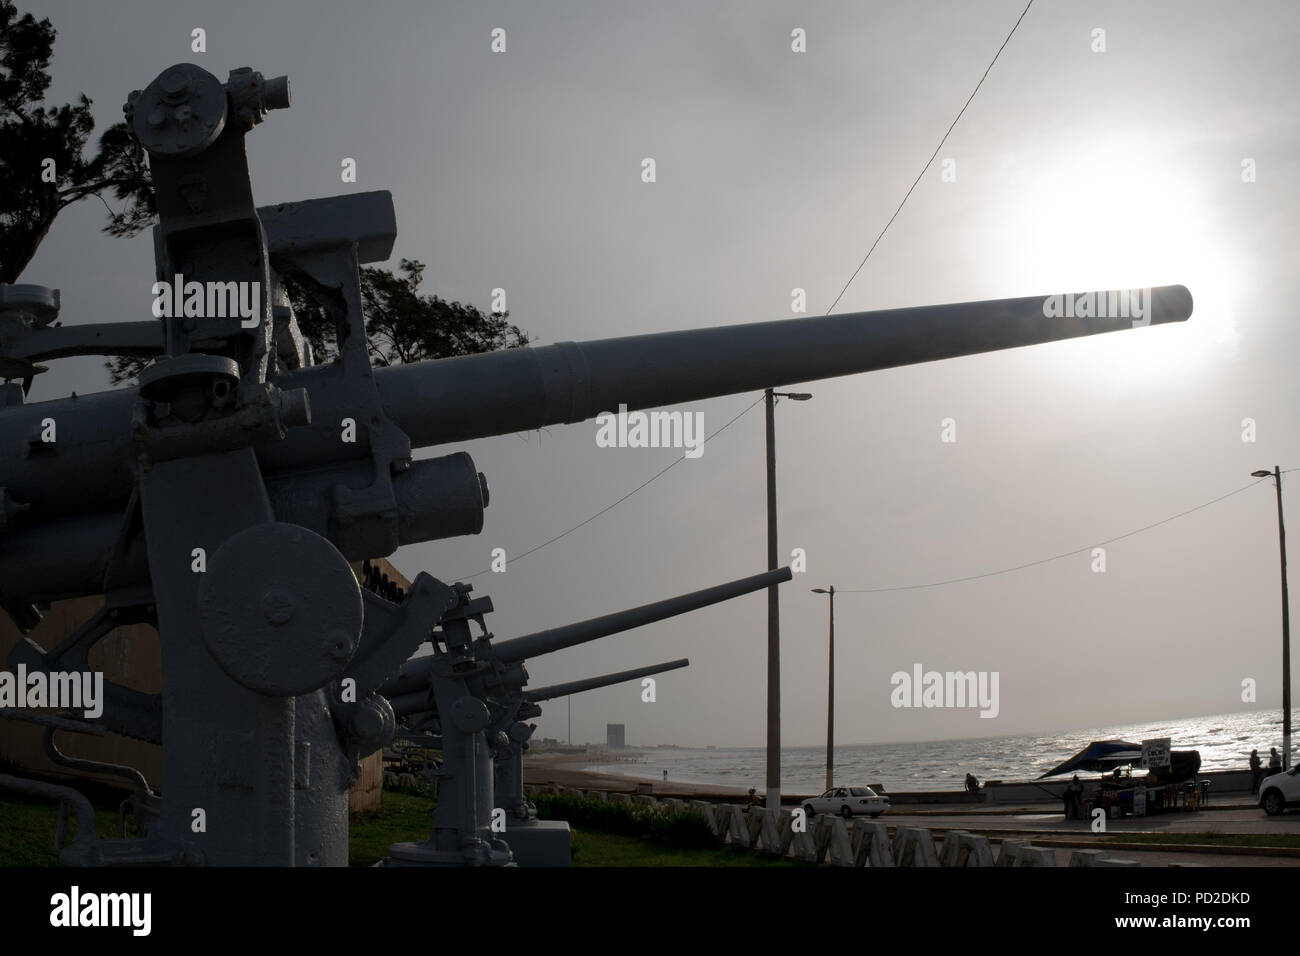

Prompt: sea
xmin=582 ymin=708 xmax=1288 ymax=793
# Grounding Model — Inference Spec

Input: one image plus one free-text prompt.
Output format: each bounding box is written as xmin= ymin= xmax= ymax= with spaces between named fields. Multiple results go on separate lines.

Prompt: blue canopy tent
xmin=1039 ymin=740 xmax=1143 ymax=779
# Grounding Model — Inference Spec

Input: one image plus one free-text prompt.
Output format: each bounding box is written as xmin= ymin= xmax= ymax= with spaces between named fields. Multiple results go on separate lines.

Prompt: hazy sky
xmin=21 ymin=1 xmax=1300 ymax=755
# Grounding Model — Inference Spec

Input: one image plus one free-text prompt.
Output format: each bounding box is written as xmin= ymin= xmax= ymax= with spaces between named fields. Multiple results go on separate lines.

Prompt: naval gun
xmin=398 ymin=658 xmax=691 ymax=868
xmin=505 ymin=658 xmax=692 ymax=812
xmin=380 ymin=568 xmax=791 ymax=866
xmin=0 ymin=61 xmax=1191 ymax=867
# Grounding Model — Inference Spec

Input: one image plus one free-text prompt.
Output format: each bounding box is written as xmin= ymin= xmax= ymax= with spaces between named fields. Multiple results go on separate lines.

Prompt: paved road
xmin=884 ymin=802 xmax=1300 ymax=836
xmin=870 ymin=801 xmax=1300 ymax=866
xmin=1039 ymin=847 xmax=1297 ymax=866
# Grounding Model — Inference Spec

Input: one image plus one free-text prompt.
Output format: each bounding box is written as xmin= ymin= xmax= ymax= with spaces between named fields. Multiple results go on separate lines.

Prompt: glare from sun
xmin=995 ymin=142 xmax=1241 ymax=390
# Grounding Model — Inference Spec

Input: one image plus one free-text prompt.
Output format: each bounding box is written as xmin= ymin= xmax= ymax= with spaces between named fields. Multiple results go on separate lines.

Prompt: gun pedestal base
xmin=380 ymin=838 xmax=514 ymax=867
xmin=503 ymin=819 xmax=572 ymax=867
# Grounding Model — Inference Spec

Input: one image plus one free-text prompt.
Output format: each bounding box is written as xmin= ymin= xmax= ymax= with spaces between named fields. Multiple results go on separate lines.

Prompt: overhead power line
xmin=452 ymin=0 xmax=1040 ymax=574
xmin=836 ymin=473 xmax=1290 ymax=594
xmin=825 ymin=0 xmax=1036 ymax=315
xmin=456 ymin=395 xmax=767 ymax=579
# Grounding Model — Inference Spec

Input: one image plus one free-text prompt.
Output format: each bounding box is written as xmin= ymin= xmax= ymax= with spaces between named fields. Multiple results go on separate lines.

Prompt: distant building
xmin=607 ymin=723 xmax=626 ymax=749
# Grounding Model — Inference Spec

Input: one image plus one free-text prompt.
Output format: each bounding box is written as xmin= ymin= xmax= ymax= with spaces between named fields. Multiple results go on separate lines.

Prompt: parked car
xmin=802 ymin=786 xmax=889 ymax=819
xmin=1258 ymin=765 xmax=1300 ymax=816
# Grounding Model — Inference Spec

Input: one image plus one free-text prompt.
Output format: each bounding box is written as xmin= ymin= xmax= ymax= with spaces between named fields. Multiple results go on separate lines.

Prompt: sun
xmin=993 ymin=140 xmax=1241 ymax=388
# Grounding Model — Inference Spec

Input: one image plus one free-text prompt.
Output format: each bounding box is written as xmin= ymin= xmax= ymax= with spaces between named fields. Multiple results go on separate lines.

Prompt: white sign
xmin=1142 ymin=737 xmax=1171 ymax=769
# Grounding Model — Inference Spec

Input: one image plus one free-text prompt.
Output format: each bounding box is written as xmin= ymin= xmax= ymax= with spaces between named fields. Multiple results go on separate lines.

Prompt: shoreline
xmin=523 ymin=751 xmax=1263 ymax=803
xmin=523 ymin=751 xmax=749 ymax=797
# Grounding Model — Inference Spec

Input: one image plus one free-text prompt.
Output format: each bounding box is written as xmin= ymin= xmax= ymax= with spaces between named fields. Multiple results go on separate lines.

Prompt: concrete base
xmin=504 ymin=819 xmax=572 ymax=867
xmin=382 ymin=838 xmax=514 ymax=867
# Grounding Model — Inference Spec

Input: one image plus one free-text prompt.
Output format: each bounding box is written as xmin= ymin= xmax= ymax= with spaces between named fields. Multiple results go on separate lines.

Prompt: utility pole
xmin=812 ymin=586 xmax=835 ymax=789
xmin=764 ymin=388 xmax=811 ymax=811
xmin=1252 ymin=466 xmax=1291 ymax=769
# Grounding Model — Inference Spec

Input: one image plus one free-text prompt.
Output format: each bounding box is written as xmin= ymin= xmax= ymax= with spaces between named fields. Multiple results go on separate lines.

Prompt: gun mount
xmin=0 ymin=61 xmax=1191 ymax=867
xmin=393 ymin=657 xmax=692 ymax=868
xmin=381 ymin=569 xmax=789 ymax=866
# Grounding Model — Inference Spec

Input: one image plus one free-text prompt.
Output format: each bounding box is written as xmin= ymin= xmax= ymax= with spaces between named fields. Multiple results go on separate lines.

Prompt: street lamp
xmin=1251 ymin=466 xmax=1291 ymax=769
xmin=764 ymin=388 xmax=812 ymax=812
xmin=812 ymin=586 xmax=835 ymax=790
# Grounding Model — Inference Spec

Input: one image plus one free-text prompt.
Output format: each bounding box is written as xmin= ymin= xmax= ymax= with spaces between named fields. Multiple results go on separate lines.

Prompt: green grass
xmin=348 ymin=790 xmax=433 ymax=867
xmin=349 ymin=790 xmax=811 ymax=866
xmin=1101 ymin=831 xmax=1300 ymax=850
xmin=0 ymin=791 xmax=135 ymax=866
xmin=3 ymin=787 xmax=810 ymax=867
xmin=532 ymin=793 xmax=719 ymax=849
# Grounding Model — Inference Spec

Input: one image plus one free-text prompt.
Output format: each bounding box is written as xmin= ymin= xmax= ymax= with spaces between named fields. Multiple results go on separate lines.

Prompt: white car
xmin=1258 ymin=765 xmax=1300 ymax=816
xmin=802 ymin=786 xmax=890 ymax=819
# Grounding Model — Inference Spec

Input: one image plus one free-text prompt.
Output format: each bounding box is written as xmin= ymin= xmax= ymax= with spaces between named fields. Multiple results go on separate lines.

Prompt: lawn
xmin=0 ymin=790 xmax=132 ymax=866
xmin=1 ymin=787 xmax=809 ymax=866
xmin=348 ymin=789 xmax=808 ymax=866
xmin=349 ymin=789 xmax=434 ymax=866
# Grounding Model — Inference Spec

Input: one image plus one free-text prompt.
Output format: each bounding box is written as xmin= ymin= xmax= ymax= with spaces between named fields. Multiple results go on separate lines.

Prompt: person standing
xmin=1269 ymin=747 xmax=1282 ymax=773
xmin=1249 ymin=749 xmax=1263 ymax=794
xmin=1064 ymin=774 xmax=1084 ymax=820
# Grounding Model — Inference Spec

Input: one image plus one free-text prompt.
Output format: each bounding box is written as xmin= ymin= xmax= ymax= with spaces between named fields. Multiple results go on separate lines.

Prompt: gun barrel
xmin=492 ymin=566 xmax=792 ymax=663
xmin=523 ymin=658 xmax=689 ymax=703
xmin=0 ymin=287 xmax=1189 ymax=536
xmin=375 ymin=286 xmax=1192 ymax=448
xmin=380 ymin=567 xmax=789 ymax=701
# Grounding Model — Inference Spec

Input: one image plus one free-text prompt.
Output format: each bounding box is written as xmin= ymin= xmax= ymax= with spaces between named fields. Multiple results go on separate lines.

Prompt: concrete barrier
xmin=892 ymin=827 xmax=941 ymax=866
xmin=851 ymin=820 xmax=894 ymax=867
xmin=792 ymin=818 xmax=832 ymax=863
xmin=687 ymin=800 xmax=720 ymax=836
xmin=1068 ymin=849 xmax=1108 ymax=866
xmin=997 ymin=842 xmax=1056 ymax=866
xmin=821 ymin=817 xmax=855 ymax=866
xmin=996 ymin=840 xmax=1029 ymax=866
xmin=608 ymin=792 xmax=632 ymax=805
xmin=722 ymin=805 xmax=762 ymax=848
xmin=941 ymin=830 xmax=994 ymax=867
xmin=632 ymin=794 xmax=658 ymax=808
xmin=759 ymin=809 xmax=795 ymax=856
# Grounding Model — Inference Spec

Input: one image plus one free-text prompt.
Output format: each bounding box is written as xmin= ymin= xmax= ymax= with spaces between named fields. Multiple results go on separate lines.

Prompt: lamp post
xmin=812 ymin=586 xmax=835 ymax=790
xmin=764 ymin=388 xmax=812 ymax=811
xmin=1252 ymin=466 xmax=1291 ymax=770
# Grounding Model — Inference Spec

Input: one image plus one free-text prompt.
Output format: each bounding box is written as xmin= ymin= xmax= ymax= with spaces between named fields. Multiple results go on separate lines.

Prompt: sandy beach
xmin=523 ymin=751 xmax=749 ymax=798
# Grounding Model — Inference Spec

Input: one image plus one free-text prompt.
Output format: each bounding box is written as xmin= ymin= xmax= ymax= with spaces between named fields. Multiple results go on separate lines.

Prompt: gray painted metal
xmin=0 ymin=286 xmax=1192 ymax=533
xmin=380 ymin=567 xmax=791 ymax=703
xmin=394 ymin=655 xmax=692 ymax=867
xmin=498 ymin=658 xmax=691 ymax=826
xmin=385 ymin=571 xmax=782 ymax=865
xmin=0 ymin=61 xmax=1192 ymax=866
xmin=522 ymin=657 xmax=689 ymax=702
xmin=373 ymin=285 xmax=1193 ymax=449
